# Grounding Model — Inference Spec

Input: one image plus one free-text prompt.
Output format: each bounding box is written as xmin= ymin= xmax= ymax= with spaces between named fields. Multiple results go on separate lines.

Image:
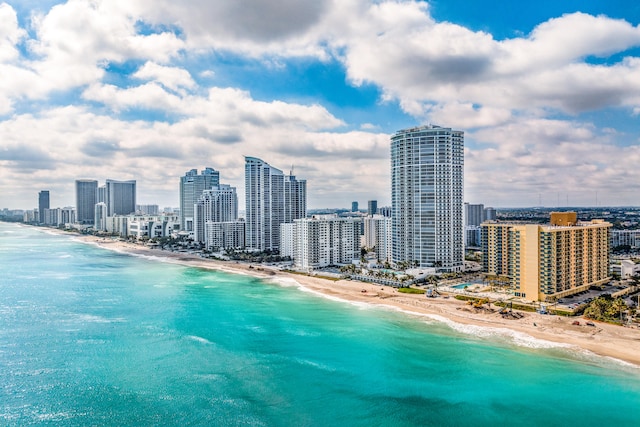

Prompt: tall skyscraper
xmin=245 ymin=157 xmax=285 ymax=251
xmin=75 ymin=179 xmax=98 ymax=224
xmin=284 ymin=170 xmax=306 ymax=223
xmin=351 ymin=201 xmax=359 ymax=212
xmin=367 ymin=200 xmax=378 ymax=216
xmin=391 ymin=125 xmax=464 ymax=272
xmin=179 ymin=168 xmax=220 ymax=232
xmin=245 ymin=157 xmax=307 ymax=251
xmin=38 ymin=190 xmax=50 ymax=223
xmin=105 ymin=179 xmax=136 ymax=216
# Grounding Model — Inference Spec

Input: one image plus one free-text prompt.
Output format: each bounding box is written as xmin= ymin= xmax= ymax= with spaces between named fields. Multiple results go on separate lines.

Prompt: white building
xmin=94 ymin=202 xmax=107 ymax=231
xmin=282 ymin=215 xmax=362 ymax=270
xmin=107 ymin=214 xmax=179 ymax=238
xmin=611 ymin=230 xmax=640 ymax=249
xmin=129 ymin=215 xmax=179 ymax=239
xmin=179 ymin=168 xmax=219 ymax=232
xmin=285 ymin=171 xmax=307 ymax=223
xmin=363 ymin=215 xmax=392 ymax=262
xmin=204 ymin=220 xmax=245 ymax=251
xmin=391 ymin=125 xmax=464 ymax=272
xmin=193 ymin=184 xmax=244 ymax=250
xmin=136 ymin=204 xmax=159 ymax=215
xmin=245 ymin=157 xmax=306 ymax=251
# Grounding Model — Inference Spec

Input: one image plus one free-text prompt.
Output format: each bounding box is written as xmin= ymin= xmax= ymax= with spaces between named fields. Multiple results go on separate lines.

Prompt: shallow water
xmin=1 ymin=222 xmax=639 ymax=426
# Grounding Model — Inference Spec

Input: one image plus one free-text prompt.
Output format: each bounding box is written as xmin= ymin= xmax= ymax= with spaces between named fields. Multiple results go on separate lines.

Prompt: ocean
xmin=1 ymin=222 xmax=639 ymax=426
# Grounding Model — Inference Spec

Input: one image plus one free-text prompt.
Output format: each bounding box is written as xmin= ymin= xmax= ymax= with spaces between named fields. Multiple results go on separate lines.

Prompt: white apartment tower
xmin=179 ymin=168 xmax=220 ymax=232
xmin=281 ymin=215 xmax=362 ymax=270
xmin=285 ymin=170 xmax=307 ymax=223
xmin=391 ymin=125 xmax=464 ymax=272
xmin=364 ymin=215 xmax=393 ymax=262
xmin=193 ymin=184 xmax=240 ymax=246
xmin=245 ymin=157 xmax=306 ymax=251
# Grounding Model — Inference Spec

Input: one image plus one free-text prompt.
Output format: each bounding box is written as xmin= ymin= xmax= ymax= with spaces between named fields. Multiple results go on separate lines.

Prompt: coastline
xmin=56 ymin=229 xmax=640 ymax=368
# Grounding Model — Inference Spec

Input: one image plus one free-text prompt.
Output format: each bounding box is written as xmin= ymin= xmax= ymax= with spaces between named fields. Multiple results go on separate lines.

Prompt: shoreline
xmin=50 ymin=228 xmax=640 ymax=368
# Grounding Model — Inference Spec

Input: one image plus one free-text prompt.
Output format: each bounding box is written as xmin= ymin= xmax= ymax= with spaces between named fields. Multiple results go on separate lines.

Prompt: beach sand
xmin=72 ymin=233 xmax=640 ymax=367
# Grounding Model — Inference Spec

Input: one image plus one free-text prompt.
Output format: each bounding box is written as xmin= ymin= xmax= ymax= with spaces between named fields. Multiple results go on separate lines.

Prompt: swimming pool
xmin=451 ymin=283 xmax=473 ymax=289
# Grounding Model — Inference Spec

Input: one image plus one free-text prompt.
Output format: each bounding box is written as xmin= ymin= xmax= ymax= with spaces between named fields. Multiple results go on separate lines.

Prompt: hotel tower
xmin=391 ymin=125 xmax=464 ymax=272
xmin=482 ymin=212 xmax=611 ymax=302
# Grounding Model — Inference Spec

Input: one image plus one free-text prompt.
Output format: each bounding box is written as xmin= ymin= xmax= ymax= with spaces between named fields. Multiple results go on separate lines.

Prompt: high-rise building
xmin=363 ymin=215 xmax=393 ymax=262
xmin=367 ymin=200 xmax=378 ymax=216
xmin=193 ymin=184 xmax=239 ymax=244
xmin=464 ymin=203 xmax=485 ymax=247
xmin=378 ymin=206 xmax=392 ymax=218
xmin=482 ymin=212 xmax=611 ymax=301
xmin=464 ymin=203 xmax=485 ymax=227
xmin=351 ymin=201 xmax=359 ymax=212
xmin=179 ymin=168 xmax=220 ymax=232
xmin=97 ymin=185 xmax=106 ymax=204
xmin=94 ymin=202 xmax=107 ymax=231
xmin=105 ymin=179 xmax=136 ymax=216
xmin=285 ymin=171 xmax=306 ymax=223
xmin=245 ymin=157 xmax=306 ymax=251
xmin=38 ymin=190 xmax=50 ymax=223
xmin=391 ymin=125 xmax=464 ymax=272
xmin=76 ymin=179 xmax=98 ymax=224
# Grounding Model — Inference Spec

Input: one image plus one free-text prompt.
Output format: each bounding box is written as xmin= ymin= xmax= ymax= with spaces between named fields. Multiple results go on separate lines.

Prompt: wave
xmin=186 ymin=335 xmax=214 ymax=345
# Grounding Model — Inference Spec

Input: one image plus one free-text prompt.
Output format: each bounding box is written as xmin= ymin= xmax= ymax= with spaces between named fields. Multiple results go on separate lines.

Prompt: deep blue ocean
xmin=2 ymin=222 xmax=640 ymax=426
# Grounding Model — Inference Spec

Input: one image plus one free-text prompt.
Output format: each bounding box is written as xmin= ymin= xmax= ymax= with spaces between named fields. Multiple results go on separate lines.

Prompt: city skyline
xmin=1 ymin=1 xmax=640 ymax=210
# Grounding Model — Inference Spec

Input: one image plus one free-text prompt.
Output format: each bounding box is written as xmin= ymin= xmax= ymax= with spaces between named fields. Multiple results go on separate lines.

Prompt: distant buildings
xmin=179 ymin=168 xmax=220 ymax=232
xmin=482 ymin=212 xmax=611 ymax=301
xmin=363 ymin=215 xmax=392 ymax=262
xmin=76 ymin=180 xmax=98 ymax=225
xmin=377 ymin=206 xmax=392 ymax=218
xmin=281 ymin=215 xmax=361 ymax=269
xmin=464 ymin=203 xmax=497 ymax=247
xmin=351 ymin=201 xmax=359 ymax=212
xmin=136 ymin=204 xmax=159 ymax=215
xmin=38 ymin=190 xmax=50 ymax=224
xmin=611 ymin=230 xmax=640 ymax=249
xmin=367 ymin=200 xmax=377 ymax=216
xmin=245 ymin=157 xmax=306 ymax=252
xmin=391 ymin=125 xmax=464 ymax=272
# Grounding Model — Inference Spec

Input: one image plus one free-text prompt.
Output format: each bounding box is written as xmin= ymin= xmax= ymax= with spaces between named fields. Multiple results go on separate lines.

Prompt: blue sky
xmin=1 ymin=0 xmax=640 ymax=210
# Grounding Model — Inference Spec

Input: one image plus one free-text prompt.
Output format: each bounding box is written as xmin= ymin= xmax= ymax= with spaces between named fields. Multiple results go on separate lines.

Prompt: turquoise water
xmin=451 ymin=283 xmax=472 ymax=289
xmin=2 ymin=223 xmax=640 ymax=426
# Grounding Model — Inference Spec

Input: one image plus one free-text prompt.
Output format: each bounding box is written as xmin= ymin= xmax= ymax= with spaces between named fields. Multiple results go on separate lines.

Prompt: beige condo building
xmin=482 ymin=212 xmax=611 ymax=302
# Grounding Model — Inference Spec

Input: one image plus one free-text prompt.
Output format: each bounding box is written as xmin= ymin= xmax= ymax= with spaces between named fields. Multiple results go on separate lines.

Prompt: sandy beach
xmin=70 ymin=232 xmax=640 ymax=367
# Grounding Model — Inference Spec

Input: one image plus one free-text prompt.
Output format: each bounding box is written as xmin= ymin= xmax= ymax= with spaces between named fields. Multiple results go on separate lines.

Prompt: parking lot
xmin=557 ymin=284 xmax=638 ymax=310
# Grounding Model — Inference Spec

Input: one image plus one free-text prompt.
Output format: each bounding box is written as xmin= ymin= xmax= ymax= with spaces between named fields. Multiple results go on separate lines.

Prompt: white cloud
xmin=0 ymin=3 xmax=26 ymax=62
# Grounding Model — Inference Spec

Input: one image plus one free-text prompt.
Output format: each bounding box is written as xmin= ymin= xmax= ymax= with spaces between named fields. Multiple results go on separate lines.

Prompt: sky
xmin=1 ymin=0 xmax=640 ymax=210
